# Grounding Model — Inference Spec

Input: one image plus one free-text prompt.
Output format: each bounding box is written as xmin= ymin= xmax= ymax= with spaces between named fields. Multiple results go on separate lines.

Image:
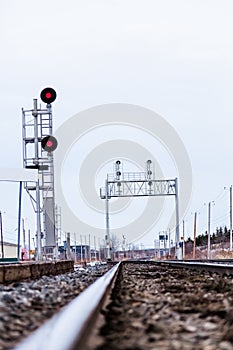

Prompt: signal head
xmin=41 ymin=135 xmax=58 ymax=152
xmin=40 ymin=87 xmax=57 ymax=104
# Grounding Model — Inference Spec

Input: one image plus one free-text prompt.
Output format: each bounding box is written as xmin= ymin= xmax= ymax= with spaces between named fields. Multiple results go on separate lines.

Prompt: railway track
xmin=13 ymin=260 xmax=233 ymax=350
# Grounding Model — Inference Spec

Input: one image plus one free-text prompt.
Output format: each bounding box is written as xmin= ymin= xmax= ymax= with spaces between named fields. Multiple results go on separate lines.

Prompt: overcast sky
xmin=1 ymin=1 xmax=233 ymax=248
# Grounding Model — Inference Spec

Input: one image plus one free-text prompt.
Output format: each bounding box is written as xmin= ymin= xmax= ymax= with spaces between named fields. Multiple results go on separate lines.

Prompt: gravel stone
xmin=93 ymin=263 xmax=233 ymax=350
xmin=0 ymin=264 xmax=110 ymax=350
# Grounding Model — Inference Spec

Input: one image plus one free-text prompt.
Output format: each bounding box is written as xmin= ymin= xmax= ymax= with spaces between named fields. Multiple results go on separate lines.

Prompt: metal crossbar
xmin=100 ymin=179 xmax=176 ymax=198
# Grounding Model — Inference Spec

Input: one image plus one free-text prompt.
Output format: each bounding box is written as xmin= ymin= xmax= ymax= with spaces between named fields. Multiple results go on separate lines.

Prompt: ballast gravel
xmin=0 ymin=264 xmax=110 ymax=350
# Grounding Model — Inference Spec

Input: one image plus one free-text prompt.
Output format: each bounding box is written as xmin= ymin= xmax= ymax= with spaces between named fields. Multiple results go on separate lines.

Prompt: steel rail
xmin=14 ymin=262 xmax=120 ymax=350
xmin=180 ymin=259 xmax=233 ymax=264
xmin=160 ymin=260 xmax=233 ymax=275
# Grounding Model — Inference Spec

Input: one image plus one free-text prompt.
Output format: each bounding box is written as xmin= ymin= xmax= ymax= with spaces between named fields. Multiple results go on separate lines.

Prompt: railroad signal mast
xmin=22 ymin=88 xmax=58 ymax=260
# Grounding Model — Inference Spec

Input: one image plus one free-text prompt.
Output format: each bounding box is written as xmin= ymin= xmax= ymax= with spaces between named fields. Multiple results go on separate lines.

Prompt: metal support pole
xmin=28 ymin=229 xmax=31 ymax=260
xmin=22 ymin=218 xmax=26 ymax=249
xmin=0 ymin=211 xmax=4 ymax=258
xmin=98 ymin=237 xmax=101 ymax=261
xmin=193 ymin=212 xmax=197 ymax=259
xmin=88 ymin=233 xmax=91 ymax=262
xmin=54 ymin=208 xmax=59 ymax=260
xmin=168 ymin=228 xmax=171 ymax=257
xmin=66 ymin=232 xmax=71 ymax=260
xmin=84 ymin=235 xmax=87 ymax=263
xmin=17 ymin=181 xmax=22 ymax=261
xmin=207 ymin=202 xmax=211 ymax=259
xmin=80 ymin=235 xmax=83 ymax=263
xmin=182 ymin=220 xmax=185 ymax=260
xmin=33 ymin=99 xmax=42 ymax=260
xmin=105 ymin=179 xmax=111 ymax=260
xmin=94 ymin=236 xmax=97 ymax=261
xmin=175 ymin=178 xmax=181 ymax=259
xmin=230 ymin=185 xmax=232 ymax=251
xmin=35 ymin=179 xmax=42 ymax=260
xmin=74 ymin=233 xmax=77 ymax=263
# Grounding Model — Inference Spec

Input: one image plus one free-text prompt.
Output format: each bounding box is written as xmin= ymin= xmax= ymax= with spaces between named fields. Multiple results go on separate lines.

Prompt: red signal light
xmin=41 ymin=135 xmax=58 ymax=152
xmin=46 ymin=140 xmax=53 ymax=147
xmin=45 ymin=92 xmax=52 ymax=99
xmin=40 ymin=87 xmax=56 ymax=104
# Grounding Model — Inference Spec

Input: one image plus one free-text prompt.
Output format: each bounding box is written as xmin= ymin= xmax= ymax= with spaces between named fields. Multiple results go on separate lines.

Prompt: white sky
xmin=0 ymin=0 xmax=233 ymax=248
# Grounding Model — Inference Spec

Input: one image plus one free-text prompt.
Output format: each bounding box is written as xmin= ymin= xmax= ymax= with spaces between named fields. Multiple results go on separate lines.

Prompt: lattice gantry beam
xmin=99 ymin=160 xmax=182 ymax=260
xmin=100 ymin=179 xmax=176 ymax=199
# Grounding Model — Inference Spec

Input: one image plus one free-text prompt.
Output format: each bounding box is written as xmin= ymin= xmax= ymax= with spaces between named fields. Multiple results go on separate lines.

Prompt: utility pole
xmin=175 ymin=178 xmax=181 ymax=259
xmin=207 ymin=202 xmax=214 ymax=259
xmin=207 ymin=203 xmax=211 ymax=259
xmin=66 ymin=232 xmax=71 ymax=260
xmin=84 ymin=235 xmax=87 ymax=263
xmin=88 ymin=234 xmax=91 ymax=262
xmin=74 ymin=233 xmax=77 ymax=263
xmin=0 ymin=211 xmax=4 ymax=258
xmin=22 ymin=218 xmax=26 ymax=249
xmin=28 ymin=229 xmax=31 ymax=260
xmin=182 ymin=220 xmax=185 ymax=260
xmin=80 ymin=235 xmax=83 ymax=263
xmin=230 ymin=185 xmax=232 ymax=251
xmin=122 ymin=235 xmax=126 ymax=259
xmin=168 ymin=228 xmax=171 ymax=257
xmin=94 ymin=236 xmax=97 ymax=261
xmin=193 ymin=212 xmax=197 ymax=259
xmin=98 ymin=237 xmax=101 ymax=261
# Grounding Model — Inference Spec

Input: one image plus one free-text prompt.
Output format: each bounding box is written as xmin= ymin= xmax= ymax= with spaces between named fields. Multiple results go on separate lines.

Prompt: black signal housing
xmin=40 ymin=87 xmax=57 ymax=104
xmin=41 ymin=135 xmax=58 ymax=152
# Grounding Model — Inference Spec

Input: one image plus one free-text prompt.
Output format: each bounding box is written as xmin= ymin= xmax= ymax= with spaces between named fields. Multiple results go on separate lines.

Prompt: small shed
xmin=0 ymin=241 xmax=18 ymax=259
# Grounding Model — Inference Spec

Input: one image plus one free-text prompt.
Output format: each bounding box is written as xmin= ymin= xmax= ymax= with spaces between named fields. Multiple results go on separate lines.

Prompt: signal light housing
xmin=40 ymin=87 xmax=57 ymax=104
xmin=41 ymin=135 xmax=58 ymax=152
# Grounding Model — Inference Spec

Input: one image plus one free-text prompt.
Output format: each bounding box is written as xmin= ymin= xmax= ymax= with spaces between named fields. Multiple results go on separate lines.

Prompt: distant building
xmin=58 ymin=244 xmax=104 ymax=261
xmin=58 ymin=244 xmax=91 ymax=260
xmin=0 ymin=241 xmax=18 ymax=258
